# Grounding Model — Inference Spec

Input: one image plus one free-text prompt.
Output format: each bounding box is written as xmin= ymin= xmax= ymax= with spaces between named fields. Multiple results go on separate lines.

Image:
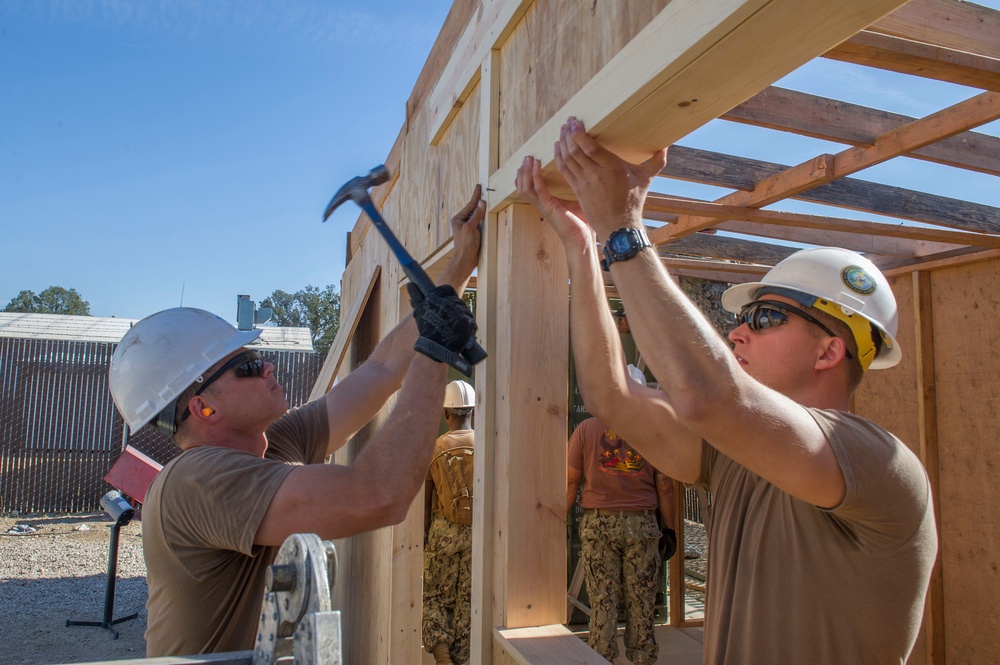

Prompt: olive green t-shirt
xmin=695 ymin=408 xmax=937 ymax=664
xmin=142 ymin=398 xmax=329 ymax=657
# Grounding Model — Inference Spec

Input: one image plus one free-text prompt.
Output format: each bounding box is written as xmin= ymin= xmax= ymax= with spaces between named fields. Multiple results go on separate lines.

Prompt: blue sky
xmin=1 ymin=0 xmax=453 ymax=320
xmin=2 ymin=0 xmax=997 ymax=323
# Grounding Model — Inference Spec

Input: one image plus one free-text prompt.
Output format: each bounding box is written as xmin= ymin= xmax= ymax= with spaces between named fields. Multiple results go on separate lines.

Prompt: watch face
xmin=610 ymin=232 xmax=633 ymax=254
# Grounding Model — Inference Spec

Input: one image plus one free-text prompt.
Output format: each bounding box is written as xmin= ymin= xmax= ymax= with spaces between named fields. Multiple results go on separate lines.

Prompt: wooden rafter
xmin=870 ymin=0 xmax=1000 ymax=60
xmin=645 ymin=195 xmax=1000 ymax=247
xmin=723 ymin=86 xmax=1000 ymax=177
xmin=825 ymin=31 xmax=1000 ymax=91
xmin=659 ymin=146 xmax=1000 ymax=234
xmin=659 ymin=91 xmax=1000 ymax=243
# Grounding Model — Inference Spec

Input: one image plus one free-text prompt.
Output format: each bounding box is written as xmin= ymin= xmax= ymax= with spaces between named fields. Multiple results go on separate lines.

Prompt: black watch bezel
xmin=600 ymin=227 xmax=652 ymax=271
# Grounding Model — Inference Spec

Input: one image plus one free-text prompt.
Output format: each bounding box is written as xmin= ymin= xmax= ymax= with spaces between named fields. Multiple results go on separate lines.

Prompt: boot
xmin=431 ymin=642 xmax=452 ymax=665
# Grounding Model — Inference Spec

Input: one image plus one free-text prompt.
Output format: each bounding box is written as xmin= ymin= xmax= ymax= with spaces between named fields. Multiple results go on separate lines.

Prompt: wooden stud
xmin=913 ymin=271 xmax=945 ymax=664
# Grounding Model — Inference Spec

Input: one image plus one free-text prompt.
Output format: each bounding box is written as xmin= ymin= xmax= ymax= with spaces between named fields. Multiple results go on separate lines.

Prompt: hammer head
xmin=323 ymin=165 xmax=391 ymax=221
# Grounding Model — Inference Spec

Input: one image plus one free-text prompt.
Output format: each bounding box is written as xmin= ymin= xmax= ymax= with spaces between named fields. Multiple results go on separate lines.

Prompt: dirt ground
xmin=0 ymin=513 xmax=707 ymax=665
xmin=0 ymin=513 xmax=148 ymax=665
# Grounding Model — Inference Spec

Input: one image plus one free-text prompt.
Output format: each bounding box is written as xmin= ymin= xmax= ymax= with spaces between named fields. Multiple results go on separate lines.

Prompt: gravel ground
xmin=0 ymin=513 xmax=709 ymax=665
xmin=0 ymin=513 xmax=148 ymax=665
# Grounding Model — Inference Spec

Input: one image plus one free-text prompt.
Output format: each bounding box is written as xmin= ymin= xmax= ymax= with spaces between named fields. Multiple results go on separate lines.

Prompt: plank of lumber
xmin=912 ymin=270 xmax=945 ymax=665
xmin=825 ymin=31 xmax=1000 ymax=92
xmin=870 ymin=0 xmax=1000 ymax=60
xmin=494 ymin=624 xmax=607 ymax=664
xmin=660 ymin=145 xmax=1000 ymax=234
xmin=705 ymin=220 xmax=963 ymax=258
xmin=307 ymin=265 xmax=381 ymax=401
xmin=645 ymin=194 xmax=1000 ymax=248
xmin=655 ymin=231 xmax=798 ymax=265
xmin=881 ymin=247 xmax=1000 ymax=275
xmin=660 ymin=91 xmax=1000 ymax=241
xmin=723 ymin=86 xmax=1000 ymax=177
xmin=489 ymin=0 xmax=911 ymax=209
xmin=833 ymin=91 xmax=1000 ymax=177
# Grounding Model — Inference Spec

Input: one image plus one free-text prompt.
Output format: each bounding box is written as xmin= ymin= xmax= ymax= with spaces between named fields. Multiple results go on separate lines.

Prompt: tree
xmin=3 ymin=286 xmax=91 ymax=315
xmin=261 ymin=284 xmax=340 ymax=356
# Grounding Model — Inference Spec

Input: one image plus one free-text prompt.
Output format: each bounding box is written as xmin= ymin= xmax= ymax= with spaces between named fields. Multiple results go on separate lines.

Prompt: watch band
xmin=601 ymin=227 xmax=653 ymax=271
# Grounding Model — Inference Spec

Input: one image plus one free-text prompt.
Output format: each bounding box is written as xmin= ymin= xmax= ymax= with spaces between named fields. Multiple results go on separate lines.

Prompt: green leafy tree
xmin=262 ymin=284 xmax=340 ymax=355
xmin=3 ymin=286 xmax=91 ymax=315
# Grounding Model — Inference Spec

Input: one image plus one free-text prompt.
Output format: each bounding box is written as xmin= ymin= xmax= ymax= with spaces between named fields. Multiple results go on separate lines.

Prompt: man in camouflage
xmin=423 ymin=380 xmax=476 ymax=665
xmin=568 ymin=406 xmax=675 ymax=664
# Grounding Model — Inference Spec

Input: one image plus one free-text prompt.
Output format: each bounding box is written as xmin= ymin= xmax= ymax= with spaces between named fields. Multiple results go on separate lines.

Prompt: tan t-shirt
xmin=142 ymin=398 xmax=329 ymax=657
xmin=695 ymin=408 xmax=937 ymax=664
xmin=568 ymin=417 xmax=669 ymax=511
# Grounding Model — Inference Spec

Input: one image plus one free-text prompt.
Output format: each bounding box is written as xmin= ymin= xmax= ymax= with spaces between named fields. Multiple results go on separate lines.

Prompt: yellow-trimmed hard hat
xmin=721 ymin=247 xmax=900 ymax=370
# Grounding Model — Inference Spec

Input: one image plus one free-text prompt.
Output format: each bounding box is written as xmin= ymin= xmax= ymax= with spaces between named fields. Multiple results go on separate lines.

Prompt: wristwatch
xmin=601 ymin=227 xmax=653 ymax=271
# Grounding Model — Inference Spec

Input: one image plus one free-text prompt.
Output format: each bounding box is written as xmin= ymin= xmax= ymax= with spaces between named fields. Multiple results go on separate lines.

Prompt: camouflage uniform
xmin=579 ymin=510 xmax=661 ymax=663
xmin=422 ymin=514 xmax=472 ymax=664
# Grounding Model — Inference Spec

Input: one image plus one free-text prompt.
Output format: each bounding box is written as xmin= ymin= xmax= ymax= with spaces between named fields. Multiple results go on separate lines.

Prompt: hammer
xmin=323 ymin=165 xmax=486 ymax=376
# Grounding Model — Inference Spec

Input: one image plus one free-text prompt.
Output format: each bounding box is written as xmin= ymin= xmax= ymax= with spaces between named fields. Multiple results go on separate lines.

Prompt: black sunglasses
xmin=737 ymin=300 xmax=853 ymax=360
xmin=180 ymin=350 xmax=265 ymax=421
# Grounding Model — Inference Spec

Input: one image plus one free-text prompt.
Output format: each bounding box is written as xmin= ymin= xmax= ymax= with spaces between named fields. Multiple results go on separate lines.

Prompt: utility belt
xmin=582 ymin=508 xmax=655 ymax=517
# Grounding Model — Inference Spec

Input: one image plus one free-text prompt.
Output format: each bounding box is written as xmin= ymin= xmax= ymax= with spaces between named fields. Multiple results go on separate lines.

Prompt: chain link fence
xmin=0 ymin=337 xmax=323 ymax=514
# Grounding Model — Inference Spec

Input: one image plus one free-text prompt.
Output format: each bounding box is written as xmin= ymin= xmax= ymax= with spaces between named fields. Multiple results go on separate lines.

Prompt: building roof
xmin=0 ymin=312 xmax=315 ymax=352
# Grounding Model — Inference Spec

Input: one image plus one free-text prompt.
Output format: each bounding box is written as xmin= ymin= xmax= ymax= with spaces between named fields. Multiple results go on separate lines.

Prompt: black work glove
xmin=659 ymin=527 xmax=678 ymax=562
xmin=408 ymin=284 xmax=478 ymax=373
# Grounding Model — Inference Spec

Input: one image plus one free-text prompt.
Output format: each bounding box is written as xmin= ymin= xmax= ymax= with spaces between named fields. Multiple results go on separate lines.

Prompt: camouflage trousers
xmin=423 ymin=514 xmax=472 ymax=664
xmin=579 ymin=510 xmax=661 ymax=664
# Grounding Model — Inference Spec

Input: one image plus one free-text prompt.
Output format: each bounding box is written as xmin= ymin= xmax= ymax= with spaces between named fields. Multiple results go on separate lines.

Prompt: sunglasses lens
xmin=739 ymin=303 xmax=788 ymax=331
xmin=234 ymin=353 xmax=264 ymax=378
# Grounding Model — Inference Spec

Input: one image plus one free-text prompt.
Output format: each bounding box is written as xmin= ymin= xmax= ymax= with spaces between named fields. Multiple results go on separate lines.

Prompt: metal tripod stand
xmin=66 ymin=490 xmax=140 ymax=639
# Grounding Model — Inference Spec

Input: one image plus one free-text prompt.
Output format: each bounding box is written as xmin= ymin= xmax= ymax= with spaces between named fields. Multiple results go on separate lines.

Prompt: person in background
xmin=423 ymin=380 xmax=477 ymax=665
xmin=567 ymin=364 xmax=676 ymax=664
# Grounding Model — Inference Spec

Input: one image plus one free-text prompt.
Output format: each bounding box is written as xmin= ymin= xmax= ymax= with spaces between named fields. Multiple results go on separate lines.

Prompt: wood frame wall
xmin=316 ymin=1 xmax=1000 ymax=662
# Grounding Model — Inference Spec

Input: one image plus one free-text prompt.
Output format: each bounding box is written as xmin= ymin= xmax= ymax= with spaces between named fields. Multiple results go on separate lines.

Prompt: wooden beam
xmin=662 ymin=92 xmax=1000 ymax=241
xmin=723 ymin=86 xmax=1000 ymax=177
xmin=832 ymin=91 xmax=1000 ymax=177
xmin=882 ymin=247 xmax=1000 ymax=275
xmin=660 ymin=145 xmax=1000 ymax=234
xmin=471 ymin=49 xmax=503 ymax=665
xmin=493 ymin=203 xmax=569 ymax=632
xmin=719 ymin=220 xmax=964 ymax=257
xmin=654 ymin=231 xmax=798 ymax=265
xmin=912 ymin=270 xmax=945 ymax=665
xmin=825 ymin=31 xmax=1000 ymax=92
xmin=645 ymin=194 xmax=1000 ymax=248
xmin=489 ymin=0 xmax=911 ymax=209
xmin=307 ymin=266 xmax=381 ymax=401
xmin=870 ymin=0 xmax=1000 ymax=60
xmin=660 ymin=257 xmax=770 ymax=281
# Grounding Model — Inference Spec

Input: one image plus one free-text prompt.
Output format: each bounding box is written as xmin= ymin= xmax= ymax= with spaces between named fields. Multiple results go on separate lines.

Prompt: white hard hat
xmin=721 ymin=247 xmax=900 ymax=370
xmin=109 ymin=307 xmax=261 ymax=431
xmin=443 ymin=380 xmax=475 ymax=409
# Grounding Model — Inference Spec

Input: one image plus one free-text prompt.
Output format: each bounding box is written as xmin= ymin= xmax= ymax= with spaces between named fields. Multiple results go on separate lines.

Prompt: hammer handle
xmin=359 ymin=200 xmax=436 ymax=292
xmin=359 ymin=199 xmax=487 ymax=375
